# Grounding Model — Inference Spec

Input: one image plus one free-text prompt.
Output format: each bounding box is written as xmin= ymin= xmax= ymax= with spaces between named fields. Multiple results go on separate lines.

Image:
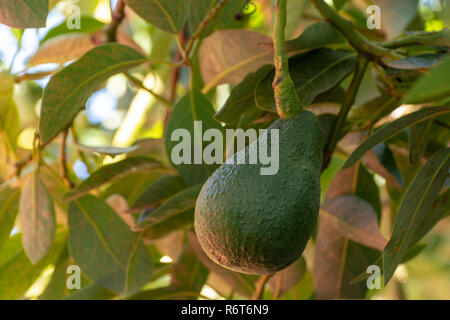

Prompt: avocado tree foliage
xmin=0 ymin=0 xmax=449 ymax=300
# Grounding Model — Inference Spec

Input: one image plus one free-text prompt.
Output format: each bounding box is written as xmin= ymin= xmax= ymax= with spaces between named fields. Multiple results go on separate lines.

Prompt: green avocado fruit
xmin=194 ymin=110 xmax=323 ymax=274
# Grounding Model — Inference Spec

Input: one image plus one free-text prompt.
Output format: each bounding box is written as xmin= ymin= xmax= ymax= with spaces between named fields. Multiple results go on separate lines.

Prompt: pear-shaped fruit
xmin=195 ymin=111 xmax=323 ymax=274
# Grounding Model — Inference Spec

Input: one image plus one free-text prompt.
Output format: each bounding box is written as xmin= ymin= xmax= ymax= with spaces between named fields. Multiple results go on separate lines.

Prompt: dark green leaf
xmin=406 ymin=55 xmax=450 ymax=104
xmin=68 ymin=195 xmax=153 ymax=295
xmin=214 ymin=65 xmax=273 ymax=125
xmin=188 ymin=0 xmax=248 ymax=37
xmin=125 ymin=0 xmax=186 ymax=33
xmin=0 ymin=0 xmax=48 ymax=28
xmin=143 ymin=209 xmax=194 ymax=240
xmin=39 ymin=44 xmax=147 ymax=144
xmin=170 ymin=241 xmax=209 ymax=298
xmin=64 ymin=283 xmax=117 ymax=300
xmin=255 ymin=49 xmax=356 ymax=112
xmin=19 ymin=174 xmax=55 ymax=264
xmin=139 ymin=184 xmax=202 ymax=229
xmin=165 ymin=90 xmax=224 ymax=185
xmin=64 ymin=157 xmax=164 ymax=202
xmin=286 ymin=22 xmax=345 ymax=52
xmin=333 ymin=0 xmax=349 ymax=10
xmin=383 ymin=148 xmax=450 ymax=284
xmin=409 ymin=119 xmax=433 ymax=164
xmin=387 ymin=53 xmax=445 ymax=70
xmin=0 ymin=187 xmax=20 ymax=254
xmin=344 ymin=106 xmax=450 ymax=168
xmin=130 ymin=175 xmax=188 ymax=214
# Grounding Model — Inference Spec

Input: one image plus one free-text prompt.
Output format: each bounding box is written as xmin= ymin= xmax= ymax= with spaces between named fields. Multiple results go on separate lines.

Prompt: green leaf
xmin=188 ymin=0 xmax=248 ymax=38
xmin=40 ymin=249 xmax=69 ymax=300
xmin=0 ymin=0 xmax=49 ymax=28
xmin=64 ymin=283 xmax=117 ymax=300
xmin=165 ymin=90 xmax=224 ymax=186
xmin=41 ymin=16 xmax=105 ymax=43
xmin=75 ymin=144 xmax=140 ymax=157
xmin=130 ymin=175 xmax=188 ymax=214
xmin=405 ymin=55 xmax=450 ymax=104
xmin=139 ymin=184 xmax=202 ymax=229
xmin=344 ymin=106 xmax=450 ymax=168
xmin=125 ymin=0 xmax=186 ymax=33
xmin=409 ymin=119 xmax=433 ymax=164
xmin=68 ymin=195 xmax=153 ymax=295
xmin=0 ymin=187 xmax=20 ymax=254
xmin=0 ymin=230 xmax=66 ymax=300
xmin=0 ymin=72 xmax=14 ymax=105
xmin=387 ymin=53 xmax=445 ymax=70
xmin=255 ymin=49 xmax=357 ymax=112
xmin=214 ymin=64 xmax=273 ymax=125
xmin=143 ymin=209 xmax=195 ymax=240
xmin=383 ymin=148 xmax=450 ymax=284
xmin=333 ymin=0 xmax=349 ymax=10
xmin=412 ymin=188 xmax=450 ymax=245
xmin=39 ymin=44 xmax=147 ymax=144
xmin=170 ymin=241 xmax=209 ymax=298
xmin=19 ymin=174 xmax=55 ymax=264
xmin=64 ymin=157 xmax=164 ymax=202
xmin=286 ymin=22 xmax=345 ymax=52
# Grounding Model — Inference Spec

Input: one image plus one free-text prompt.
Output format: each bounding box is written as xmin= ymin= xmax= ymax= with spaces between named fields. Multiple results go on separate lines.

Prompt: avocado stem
xmin=272 ymin=0 xmax=302 ymax=119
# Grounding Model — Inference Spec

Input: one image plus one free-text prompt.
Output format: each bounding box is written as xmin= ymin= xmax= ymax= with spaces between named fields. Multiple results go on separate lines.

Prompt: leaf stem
xmin=323 ymin=56 xmax=369 ymax=169
xmin=272 ymin=0 xmax=302 ymax=119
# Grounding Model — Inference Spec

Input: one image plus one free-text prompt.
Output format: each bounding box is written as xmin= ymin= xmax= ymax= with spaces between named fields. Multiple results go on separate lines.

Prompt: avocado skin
xmin=194 ymin=111 xmax=323 ymax=274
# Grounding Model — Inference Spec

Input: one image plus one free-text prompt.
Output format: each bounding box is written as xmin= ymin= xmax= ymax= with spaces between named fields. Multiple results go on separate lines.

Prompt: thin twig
xmin=252 ymin=275 xmax=270 ymax=300
xmin=124 ymin=73 xmax=173 ymax=111
xmin=323 ymin=56 xmax=370 ymax=170
xmin=105 ymin=0 xmax=126 ymax=42
xmin=182 ymin=0 xmax=229 ymax=64
xmin=164 ymin=29 xmax=188 ymax=128
xmin=311 ymin=0 xmax=403 ymax=65
xmin=59 ymin=127 xmax=74 ymax=187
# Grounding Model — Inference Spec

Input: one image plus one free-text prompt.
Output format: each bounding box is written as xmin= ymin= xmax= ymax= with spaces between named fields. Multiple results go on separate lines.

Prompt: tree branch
xmin=182 ymin=0 xmax=229 ymax=64
xmin=311 ymin=0 xmax=403 ymax=64
xmin=105 ymin=0 xmax=126 ymax=42
xmin=252 ymin=275 xmax=270 ymax=300
xmin=323 ymin=56 xmax=370 ymax=169
xmin=124 ymin=73 xmax=173 ymax=111
xmin=59 ymin=127 xmax=74 ymax=188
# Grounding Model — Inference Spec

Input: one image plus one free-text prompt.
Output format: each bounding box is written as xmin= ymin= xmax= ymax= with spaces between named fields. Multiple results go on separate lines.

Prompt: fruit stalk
xmin=272 ymin=0 xmax=302 ymax=119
